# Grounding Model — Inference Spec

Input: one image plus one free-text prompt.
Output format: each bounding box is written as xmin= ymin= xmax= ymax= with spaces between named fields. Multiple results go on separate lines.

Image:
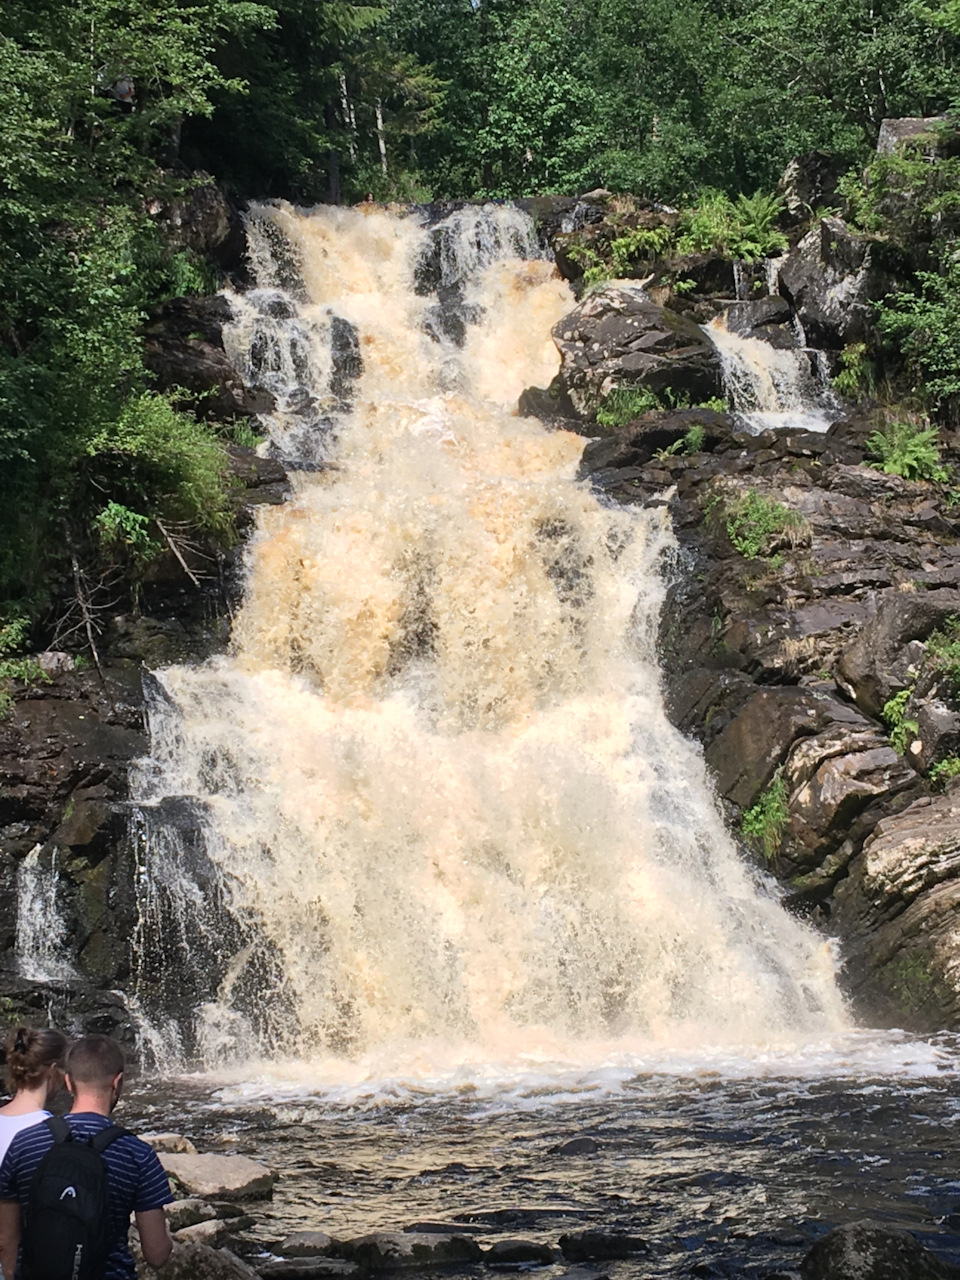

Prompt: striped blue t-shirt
xmin=0 ymin=1112 xmax=173 ymax=1280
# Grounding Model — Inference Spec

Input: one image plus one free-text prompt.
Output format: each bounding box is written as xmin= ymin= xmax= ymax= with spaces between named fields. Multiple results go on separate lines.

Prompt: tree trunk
xmin=376 ymin=99 xmax=388 ymax=177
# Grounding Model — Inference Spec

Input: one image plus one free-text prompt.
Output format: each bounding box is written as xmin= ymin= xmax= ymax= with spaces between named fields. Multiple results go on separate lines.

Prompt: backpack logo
xmin=60 ymin=1187 xmax=77 ymax=1200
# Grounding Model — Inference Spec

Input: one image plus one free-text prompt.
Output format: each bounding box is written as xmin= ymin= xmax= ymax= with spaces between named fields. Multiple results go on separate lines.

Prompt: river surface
xmin=124 ymin=1033 xmax=960 ymax=1278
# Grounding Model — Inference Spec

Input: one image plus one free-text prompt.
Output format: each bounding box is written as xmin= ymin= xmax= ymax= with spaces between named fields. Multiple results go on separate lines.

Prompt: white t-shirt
xmin=0 ymin=1110 xmax=49 ymax=1168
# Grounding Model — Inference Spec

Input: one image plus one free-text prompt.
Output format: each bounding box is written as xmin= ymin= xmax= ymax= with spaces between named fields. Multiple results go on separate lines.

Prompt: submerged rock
xmin=551 ymin=1136 xmax=599 ymax=1156
xmin=257 ymin=1264 xmax=358 ymax=1279
xmin=558 ymin=1231 xmax=649 ymax=1261
xmin=483 ymin=1239 xmax=557 ymax=1266
xmin=159 ymin=1153 xmax=277 ymax=1201
xmin=145 ymin=1135 xmax=199 ymax=1155
xmin=339 ymin=1232 xmax=482 ymax=1271
xmin=800 ymin=1219 xmax=960 ymax=1279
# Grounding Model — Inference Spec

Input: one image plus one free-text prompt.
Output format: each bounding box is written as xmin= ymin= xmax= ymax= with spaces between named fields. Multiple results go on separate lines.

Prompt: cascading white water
xmin=130 ymin=202 xmax=848 ymax=1078
xmin=707 ymin=309 xmax=842 ymax=434
xmin=16 ymin=845 xmax=75 ymax=981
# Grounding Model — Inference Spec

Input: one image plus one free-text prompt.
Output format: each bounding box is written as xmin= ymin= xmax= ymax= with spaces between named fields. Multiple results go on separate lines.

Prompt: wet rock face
xmin=777 ymin=217 xmax=897 ymax=349
xmin=551 ymin=285 xmax=723 ymax=418
xmin=800 ymin=1219 xmax=960 ymax=1280
xmin=835 ymin=590 xmax=960 ymax=718
xmin=144 ymin=295 xmax=276 ymax=419
xmin=583 ymin=409 xmax=960 ymax=1028
xmin=831 ymin=787 xmax=960 ymax=1029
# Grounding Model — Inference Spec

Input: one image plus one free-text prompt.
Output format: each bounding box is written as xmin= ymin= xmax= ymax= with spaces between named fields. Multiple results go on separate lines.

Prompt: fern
xmin=865 ymin=420 xmax=948 ymax=482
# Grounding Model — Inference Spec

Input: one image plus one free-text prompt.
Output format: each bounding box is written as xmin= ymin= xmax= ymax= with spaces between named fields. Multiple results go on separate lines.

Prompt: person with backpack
xmin=0 ymin=1027 xmax=68 ymax=1168
xmin=0 ymin=1035 xmax=173 ymax=1280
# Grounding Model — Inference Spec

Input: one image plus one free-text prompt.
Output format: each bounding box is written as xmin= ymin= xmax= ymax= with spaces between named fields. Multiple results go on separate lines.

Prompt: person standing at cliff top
xmin=0 ymin=1034 xmax=174 ymax=1280
xmin=0 ymin=1026 xmax=68 ymax=1168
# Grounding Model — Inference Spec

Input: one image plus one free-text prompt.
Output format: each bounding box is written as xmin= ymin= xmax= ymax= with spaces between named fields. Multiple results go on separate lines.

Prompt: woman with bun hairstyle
xmin=0 ymin=1026 xmax=68 ymax=1166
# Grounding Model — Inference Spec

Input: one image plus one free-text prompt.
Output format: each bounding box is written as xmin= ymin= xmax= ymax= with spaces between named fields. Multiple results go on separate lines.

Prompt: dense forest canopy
xmin=0 ymin=0 xmax=958 ymax=638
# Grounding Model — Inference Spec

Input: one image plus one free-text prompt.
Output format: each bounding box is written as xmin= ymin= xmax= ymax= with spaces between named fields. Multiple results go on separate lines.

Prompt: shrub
xmin=877 ymin=264 xmax=960 ymax=415
xmin=595 ymin=386 xmax=661 ymax=427
xmin=742 ymin=773 xmax=789 ymax=860
xmin=930 ymin=756 xmax=960 ymax=789
xmin=677 ymin=189 xmax=787 ymax=261
xmin=723 ymin=489 xmax=806 ymax=559
xmin=882 ymin=688 xmax=919 ymax=755
xmin=84 ymin=392 xmax=234 ymax=539
xmin=926 ymin=616 xmax=960 ymax=692
xmin=610 ymin=224 xmax=676 ymax=274
xmin=833 ymin=342 xmax=875 ymax=399
xmin=865 ymin=419 xmax=948 ymax=481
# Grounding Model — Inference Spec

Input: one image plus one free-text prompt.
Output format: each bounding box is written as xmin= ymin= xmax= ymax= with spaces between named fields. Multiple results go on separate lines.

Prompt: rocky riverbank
xmin=133 ymin=1136 xmax=960 ymax=1280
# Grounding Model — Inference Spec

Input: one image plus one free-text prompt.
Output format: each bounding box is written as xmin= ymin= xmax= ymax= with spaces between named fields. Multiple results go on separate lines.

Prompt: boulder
xmin=165 ymin=1200 xmax=218 ymax=1231
xmin=578 ymin=408 xmax=733 ymax=478
xmin=551 ymin=1137 xmax=599 ymax=1156
xmin=831 ymin=787 xmax=960 ymax=1029
xmin=779 ymin=151 xmax=846 ymax=222
xmin=722 ymin=297 xmax=796 ymax=350
xmin=781 ymin=724 xmax=916 ymax=874
xmin=147 ymin=173 xmax=246 ymax=269
xmin=144 ymin=1135 xmax=199 ymax=1155
xmin=835 ymin=590 xmax=960 ymax=718
xmin=704 ymin=688 xmax=866 ymax=810
xmin=143 ymin=295 xmax=275 ymax=420
xmin=339 ymin=1233 xmax=482 ymax=1271
xmin=174 ymin=1220 xmax=230 ymax=1248
xmin=876 ymin=117 xmax=954 ymax=157
xmin=558 ymin=1231 xmax=649 ymax=1261
xmin=551 ymin=286 xmax=723 ymax=418
xmin=279 ymin=1233 xmax=336 ymax=1258
xmin=159 ymin=1154 xmax=277 ymax=1201
xmin=800 ymin=1219 xmax=960 ymax=1279
xmin=778 ymin=217 xmax=895 ymax=349
xmin=483 ymin=1240 xmax=557 ymax=1266
xmin=138 ymin=1242 xmax=261 ymax=1280
xmin=912 ymin=697 xmax=960 ymax=773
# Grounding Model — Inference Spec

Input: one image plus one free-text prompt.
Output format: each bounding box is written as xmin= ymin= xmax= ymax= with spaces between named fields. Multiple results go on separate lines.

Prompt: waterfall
xmin=16 ymin=845 xmax=75 ymax=982
xmin=130 ymin=202 xmax=848 ymax=1076
xmin=707 ymin=312 xmax=842 ymax=434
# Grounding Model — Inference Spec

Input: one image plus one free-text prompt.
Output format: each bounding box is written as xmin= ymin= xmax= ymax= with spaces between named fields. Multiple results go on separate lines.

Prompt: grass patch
xmin=742 ymin=773 xmax=789 ymax=860
xmin=723 ymin=489 xmax=807 ymax=560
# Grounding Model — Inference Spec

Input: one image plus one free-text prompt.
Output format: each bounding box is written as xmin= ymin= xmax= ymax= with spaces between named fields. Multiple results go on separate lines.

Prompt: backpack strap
xmin=44 ymin=1116 xmax=72 ymax=1145
xmin=90 ymin=1124 xmax=129 ymax=1155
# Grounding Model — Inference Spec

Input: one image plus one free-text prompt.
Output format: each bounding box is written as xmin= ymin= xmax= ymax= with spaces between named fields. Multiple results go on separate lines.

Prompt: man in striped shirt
xmin=0 ymin=1035 xmax=174 ymax=1280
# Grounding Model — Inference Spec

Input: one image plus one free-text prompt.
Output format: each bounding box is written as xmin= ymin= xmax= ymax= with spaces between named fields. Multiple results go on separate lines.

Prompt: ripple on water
xmin=124 ymin=1031 xmax=960 ymax=1279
